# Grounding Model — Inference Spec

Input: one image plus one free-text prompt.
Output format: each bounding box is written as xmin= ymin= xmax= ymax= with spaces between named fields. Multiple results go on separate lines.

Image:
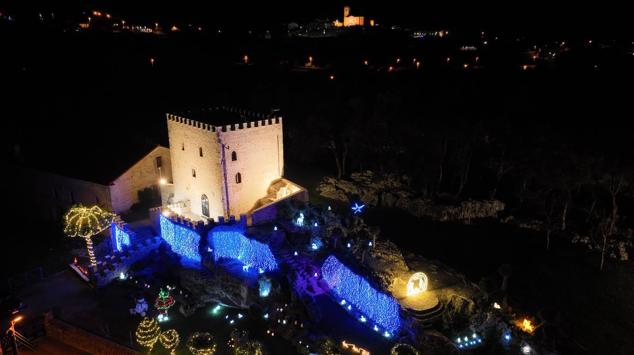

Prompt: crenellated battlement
xmin=166 ymin=106 xmax=282 ymax=134
xmin=153 ymin=206 xmax=247 ymax=231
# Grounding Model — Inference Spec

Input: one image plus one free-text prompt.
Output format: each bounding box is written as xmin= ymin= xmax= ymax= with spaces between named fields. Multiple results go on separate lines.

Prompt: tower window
xmin=231 ymin=151 xmax=237 ymax=161
xmin=182 ymin=143 xmax=185 ymax=151
xmin=156 ymin=156 xmax=162 ymax=168
xmin=199 ymin=147 xmax=203 ymax=157
xmin=192 ymin=169 xmax=196 ymax=178
xmin=235 ymin=172 xmax=242 ymax=184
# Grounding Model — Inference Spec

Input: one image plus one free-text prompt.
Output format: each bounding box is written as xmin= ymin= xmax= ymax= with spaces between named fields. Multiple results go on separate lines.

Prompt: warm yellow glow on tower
xmin=406 ymin=272 xmax=428 ymax=296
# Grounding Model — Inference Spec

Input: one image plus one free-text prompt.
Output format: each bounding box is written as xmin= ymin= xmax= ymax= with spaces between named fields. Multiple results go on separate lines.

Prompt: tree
xmin=488 ymin=147 xmax=513 ymax=200
xmin=327 ymin=139 xmax=348 ymax=179
xmin=63 ymin=204 xmax=114 ymax=267
xmin=598 ymin=174 xmax=625 ymax=271
xmin=498 ymin=264 xmax=513 ymax=306
xmin=540 ymin=190 xmax=556 ymax=251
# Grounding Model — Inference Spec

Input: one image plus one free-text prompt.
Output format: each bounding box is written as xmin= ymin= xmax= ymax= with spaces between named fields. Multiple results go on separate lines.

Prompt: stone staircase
xmin=406 ymin=301 xmax=445 ymax=328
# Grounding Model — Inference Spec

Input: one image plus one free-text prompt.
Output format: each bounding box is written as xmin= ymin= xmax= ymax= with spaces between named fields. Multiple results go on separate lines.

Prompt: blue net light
xmin=209 ymin=225 xmax=277 ymax=272
xmin=111 ymin=223 xmax=131 ymax=252
xmin=321 ymin=255 xmax=401 ymax=334
xmin=159 ymin=215 xmax=201 ymax=263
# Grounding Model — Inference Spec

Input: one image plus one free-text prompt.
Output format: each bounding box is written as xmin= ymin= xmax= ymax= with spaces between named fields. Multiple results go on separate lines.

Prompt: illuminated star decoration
xmin=351 ymin=202 xmax=366 ymax=214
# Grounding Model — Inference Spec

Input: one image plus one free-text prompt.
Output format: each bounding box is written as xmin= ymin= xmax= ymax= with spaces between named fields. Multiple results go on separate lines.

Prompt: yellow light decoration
xmin=406 ymin=272 xmax=428 ymax=296
xmin=234 ymin=341 xmax=264 ymax=355
xmin=341 ymin=340 xmax=370 ymax=355
xmin=390 ymin=343 xmax=420 ymax=355
xmin=63 ymin=204 xmax=114 ymax=267
xmin=135 ymin=317 xmax=161 ymax=351
xmin=187 ymin=332 xmax=216 ymax=355
xmin=159 ymin=329 xmax=180 ymax=355
xmin=515 ymin=318 xmax=536 ymax=334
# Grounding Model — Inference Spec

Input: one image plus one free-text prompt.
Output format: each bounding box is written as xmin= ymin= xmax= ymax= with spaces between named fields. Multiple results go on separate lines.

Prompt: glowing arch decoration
xmin=321 ymin=255 xmax=401 ymax=334
xmin=406 ymin=272 xmax=428 ymax=296
xmin=209 ymin=225 xmax=277 ymax=272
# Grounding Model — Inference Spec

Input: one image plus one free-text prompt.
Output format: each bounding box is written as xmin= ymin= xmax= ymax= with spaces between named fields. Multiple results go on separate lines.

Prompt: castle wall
xmin=12 ymin=166 xmax=113 ymax=222
xmin=109 ymin=146 xmax=172 ymax=214
xmin=219 ymin=118 xmax=284 ymax=216
xmin=167 ymin=115 xmax=225 ymax=220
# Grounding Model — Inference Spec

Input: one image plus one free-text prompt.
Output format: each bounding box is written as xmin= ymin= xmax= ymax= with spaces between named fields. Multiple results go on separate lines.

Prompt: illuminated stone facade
xmin=334 ymin=6 xmax=365 ymax=27
xmin=109 ymin=146 xmax=172 ymax=213
xmin=166 ymin=110 xmax=284 ymax=220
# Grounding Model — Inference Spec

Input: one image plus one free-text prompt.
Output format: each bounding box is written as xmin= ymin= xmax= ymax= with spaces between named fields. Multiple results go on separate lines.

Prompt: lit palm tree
xmin=63 ymin=204 xmax=114 ymax=267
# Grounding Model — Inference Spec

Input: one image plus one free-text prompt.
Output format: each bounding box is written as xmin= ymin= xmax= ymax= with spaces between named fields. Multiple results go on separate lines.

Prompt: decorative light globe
xmin=406 ymin=272 xmax=428 ymax=296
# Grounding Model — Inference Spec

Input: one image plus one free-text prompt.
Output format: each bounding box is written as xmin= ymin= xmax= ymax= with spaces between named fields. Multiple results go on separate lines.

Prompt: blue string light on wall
xmin=209 ymin=225 xmax=277 ymax=272
xmin=321 ymin=255 xmax=401 ymax=335
xmin=159 ymin=215 xmax=201 ymax=263
xmin=111 ymin=223 xmax=131 ymax=252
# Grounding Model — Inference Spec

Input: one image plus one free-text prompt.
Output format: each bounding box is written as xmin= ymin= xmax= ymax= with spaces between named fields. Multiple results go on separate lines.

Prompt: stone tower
xmin=166 ymin=108 xmax=284 ymax=220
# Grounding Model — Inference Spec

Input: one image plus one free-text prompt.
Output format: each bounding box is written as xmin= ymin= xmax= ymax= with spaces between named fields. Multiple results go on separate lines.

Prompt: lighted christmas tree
xmin=135 ymin=317 xmax=161 ymax=352
xmin=155 ymin=288 xmax=175 ymax=322
xmin=159 ymin=329 xmax=180 ymax=355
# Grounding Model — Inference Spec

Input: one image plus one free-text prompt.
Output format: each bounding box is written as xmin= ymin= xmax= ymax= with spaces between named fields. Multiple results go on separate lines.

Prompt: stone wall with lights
xmin=166 ymin=112 xmax=283 ymax=220
xmin=109 ymin=145 xmax=172 ymax=213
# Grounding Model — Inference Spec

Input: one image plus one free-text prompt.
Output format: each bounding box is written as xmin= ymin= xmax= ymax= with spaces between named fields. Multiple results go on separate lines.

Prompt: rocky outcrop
xmin=317 ymin=171 xmax=505 ymax=222
xmin=365 ymin=240 xmax=410 ymax=290
xmin=178 ymin=268 xmax=250 ymax=316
